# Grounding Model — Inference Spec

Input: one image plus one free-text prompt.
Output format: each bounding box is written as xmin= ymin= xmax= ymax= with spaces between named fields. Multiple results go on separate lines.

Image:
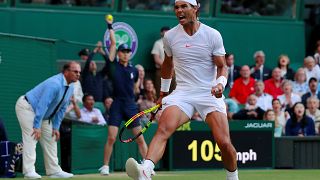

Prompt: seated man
xmin=229 ymin=65 xmax=255 ymax=104
xmin=232 ymin=94 xmax=265 ymax=120
xmin=80 ymin=94 xmax=106 ymax=125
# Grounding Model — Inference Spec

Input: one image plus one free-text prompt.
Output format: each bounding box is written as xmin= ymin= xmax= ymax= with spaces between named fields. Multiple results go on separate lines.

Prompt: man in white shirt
xmin=253 ymin=81 xmax=273 ymax=111
xmin=151 ymin=26 xmax=170 ymax=95
xmin=126 ymin=1 xmax=238 ymax=180
xmin=80 ymin=94 xmax=106 ymax=125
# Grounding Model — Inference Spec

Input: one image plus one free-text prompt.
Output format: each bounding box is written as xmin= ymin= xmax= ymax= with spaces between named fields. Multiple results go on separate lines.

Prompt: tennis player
xmin=126 ymin=0 xmax=239 ymax=180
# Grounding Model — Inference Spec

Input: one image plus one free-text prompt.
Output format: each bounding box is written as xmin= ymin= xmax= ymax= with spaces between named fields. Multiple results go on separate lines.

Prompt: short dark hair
xmin=82 ymin=93 xmax=94 ymax=102
xmin=309 ymin=77 xmax=318 ymax=85
xmin=62 ymin=61 xmax=80 ymax=73
xmin=225 ymin=53 xmax=233 ymax=59
xmin=78 ymin=48 xmax=90 ymax=57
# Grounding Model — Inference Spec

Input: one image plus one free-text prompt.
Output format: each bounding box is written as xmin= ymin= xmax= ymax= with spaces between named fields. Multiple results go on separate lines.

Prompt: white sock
xmin=143 ymin=159 xmax=155 ymax=170
xmin=226 ymin=169 xmax=239 ymax=180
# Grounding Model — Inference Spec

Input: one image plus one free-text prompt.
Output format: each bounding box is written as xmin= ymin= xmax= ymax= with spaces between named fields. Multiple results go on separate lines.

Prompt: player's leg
xmin=131 ymin=127 xmax=148 ymax=159
xmin=146 ymin=105 xmax=189 ymax=163
xmin=206 ymin=111 xmax=238 ymax=180
xmin=126 ymin=105 xmax=190 ymax=180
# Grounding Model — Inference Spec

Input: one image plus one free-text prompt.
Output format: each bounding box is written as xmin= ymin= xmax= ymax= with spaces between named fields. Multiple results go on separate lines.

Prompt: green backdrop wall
xmin=0 ymin=8 xmax=305 ymax=71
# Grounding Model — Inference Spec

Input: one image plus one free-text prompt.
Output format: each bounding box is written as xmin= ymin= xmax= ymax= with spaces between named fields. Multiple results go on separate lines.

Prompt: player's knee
xmin=107 ymin=136 xmax=116 ymax=144
xmin=216 ymin=138 xmax=233 ymax=151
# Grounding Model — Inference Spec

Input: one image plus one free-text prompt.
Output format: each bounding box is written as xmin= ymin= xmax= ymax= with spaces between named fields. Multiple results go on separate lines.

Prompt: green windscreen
xmin=0 ymin=33 xmax=57 ymax=142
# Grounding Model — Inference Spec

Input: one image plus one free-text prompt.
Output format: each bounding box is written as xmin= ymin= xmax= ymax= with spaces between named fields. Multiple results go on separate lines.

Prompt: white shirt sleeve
xmin=163 ymin=34 xmax=172 ymax=57
xmin=211 ymin=30 xmax=226 ymax=56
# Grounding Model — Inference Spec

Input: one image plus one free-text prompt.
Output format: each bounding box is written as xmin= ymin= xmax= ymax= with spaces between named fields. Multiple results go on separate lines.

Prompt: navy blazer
xmin=250 ymin=66 xmax=272 ymax=81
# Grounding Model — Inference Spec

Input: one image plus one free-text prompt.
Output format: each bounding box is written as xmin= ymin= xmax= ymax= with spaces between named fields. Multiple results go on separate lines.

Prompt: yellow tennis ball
xmin=105 ymin=14 xmax=113 ymax=21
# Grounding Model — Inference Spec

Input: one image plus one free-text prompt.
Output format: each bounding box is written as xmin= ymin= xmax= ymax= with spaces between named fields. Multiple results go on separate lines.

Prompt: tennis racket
xmin=119 ymin=104 xmax=161 ymax=143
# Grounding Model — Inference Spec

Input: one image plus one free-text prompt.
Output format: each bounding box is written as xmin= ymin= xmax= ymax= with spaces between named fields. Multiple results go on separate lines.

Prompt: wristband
xmin=160 ymin=78 xmax=172 ymax=92
xmin=108 ymin=23 xmax=113 ymax=30
xmin=216 ymin=76 xmax=227 ymax=89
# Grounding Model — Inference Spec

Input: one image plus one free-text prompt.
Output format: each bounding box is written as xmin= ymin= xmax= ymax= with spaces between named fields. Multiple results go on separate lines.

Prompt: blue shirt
xmin=25 ymin=73 xmax=74 ymax=130
xmin=109 ymin=60 xmax=138 ymax=101
xmin=285 ymin=116 xmax=316 ymax=136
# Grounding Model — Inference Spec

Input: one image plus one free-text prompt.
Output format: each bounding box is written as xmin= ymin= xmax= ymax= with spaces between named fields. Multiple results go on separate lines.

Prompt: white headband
xmin=175 ymin=0 xmax=197 ymax=6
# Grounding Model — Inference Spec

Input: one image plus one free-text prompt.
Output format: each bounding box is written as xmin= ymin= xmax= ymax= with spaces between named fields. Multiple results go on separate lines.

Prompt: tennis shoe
xmin=24 ymin=171 xmax=41 ymax=179
xmin=99 ymin=165 xmax=109 ymax=175
xmin=126 ymin=158 xmax=152 ymax=180
xmin=48 ymin=171 xmax=73 ymax=178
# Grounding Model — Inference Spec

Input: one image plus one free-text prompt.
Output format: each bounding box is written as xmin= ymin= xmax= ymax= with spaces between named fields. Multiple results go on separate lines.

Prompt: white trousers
xmin=15 ymin=96 xmax=62 ymax=175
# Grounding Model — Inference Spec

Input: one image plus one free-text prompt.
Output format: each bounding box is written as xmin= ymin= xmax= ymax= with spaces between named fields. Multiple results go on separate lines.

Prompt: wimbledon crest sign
xmin=104 ymin=22 xmax=138 ymax=59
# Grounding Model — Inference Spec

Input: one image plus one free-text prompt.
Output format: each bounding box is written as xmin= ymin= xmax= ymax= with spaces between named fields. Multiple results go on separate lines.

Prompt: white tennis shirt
xmin=163 ymin=23 xmax=226 ymax=91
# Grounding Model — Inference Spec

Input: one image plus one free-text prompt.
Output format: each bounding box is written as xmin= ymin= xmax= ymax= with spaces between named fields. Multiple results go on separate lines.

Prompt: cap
xmin=118 ymin=44 xmax=132 ymax=52
xmin=160 ymin=26 xmax=170 ymax=32
xmin=78 ymin=48 xmax=90 ymax=56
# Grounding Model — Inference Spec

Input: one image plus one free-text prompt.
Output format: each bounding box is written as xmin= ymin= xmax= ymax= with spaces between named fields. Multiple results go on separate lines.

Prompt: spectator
xmin=15 ymin=61 xmax=79 ymax=179
xmin=301 ymin=77 xmax=320 ymax=107
xmin=229 ymin=65 xmax=255 ymax=104
xmin=64 ymin=96 xmax=81 ymax=120
xmin=137 ymin=79 xmax=157 ymax=121
xmin=304 ymin=56 xmax=320 ymax=82
xmin=78 ymin=48 xmax=91 ymax=61
xmin=137 ymin=79 xmax=157 ymax=110
xmin=79 ymin=94 xmax=106 ymax=125
xmin=314 ymin=43 xmax=320 ymax=65
xmin=73 ymin=80 xmax=84 ymax=103
xmin=225 ymin=53 xmax=241 ymax=89
xmin=81 ymin=41 xmax=113 ymax=102
xmin=253 ymin=81 xmax=273 ymax=111
xmin=264 ymin=67 xmax=283 ymax=99
xmin=64 ymin=79 xmax=83 ymax=119
xmin=151 ymin=26 xmax=170 ymax=95
xmin=224 ymin=98 xmax=239 ymax=120
xmin=277 ymin=54 xmax=295 ymax=80
xmin=250 ymin=50 xmax=272 ymax=81
xmin=306 ymin=96 xmax=320 ymax=135
xmin=272 ymin=98 xmax=289 ymax=135
xmin=0 ymin=116 xmax=8 ymax=141
xmin=103 ymin=97 xmax=113 ymax=122
xmin=277 ymin=80 xmax=301 ymax=112
xmin=99 ymin=17 xmax=148 ymax=175
xmin=134 ymin=64 xmax=146 ymax=100
xmin=232 ymin=94 xmax=265 ymax=120
xmin=292 ymin=68 xmax=309 ymax=96
xmin=263 ymin=109 xmax=282 ymax=137
xmin=263 ymin=109 xmax=275 ymax=121
xmin=285 ymin=102 xmax=315 ymax=136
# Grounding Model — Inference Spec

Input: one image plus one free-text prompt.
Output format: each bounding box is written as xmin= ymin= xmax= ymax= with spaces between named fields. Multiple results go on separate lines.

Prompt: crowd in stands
xmin=225 ymin=43 xmax=320 ymax=136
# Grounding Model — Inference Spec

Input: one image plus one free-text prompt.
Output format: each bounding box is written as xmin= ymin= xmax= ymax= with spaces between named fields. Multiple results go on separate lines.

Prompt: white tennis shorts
xmin=162 ymin=89 xmax=227 ymax=120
